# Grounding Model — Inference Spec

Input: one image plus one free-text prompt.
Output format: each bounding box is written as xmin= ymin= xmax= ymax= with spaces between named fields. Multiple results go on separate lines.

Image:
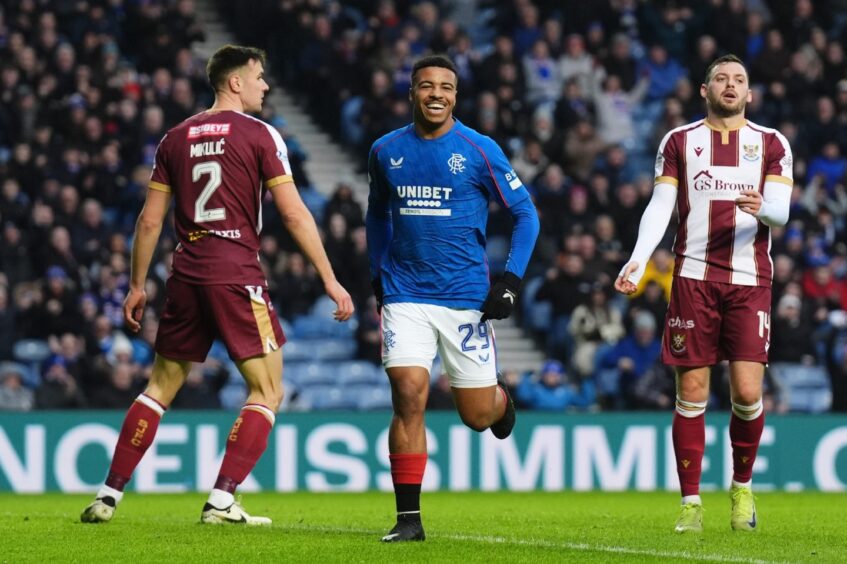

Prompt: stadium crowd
xmin=1 ymin=0 xmax=846 ymax=413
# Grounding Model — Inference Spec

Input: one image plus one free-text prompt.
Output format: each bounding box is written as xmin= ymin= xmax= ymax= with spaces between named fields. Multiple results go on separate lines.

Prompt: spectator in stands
xmin=599 ymin=311 xmax=661 ymax=409
xmin=276 ymin=252 xmax=322 ymax=321
xmin=629 ymin=362 xmax=675 ymax=410
xmin=568 ymin=282 xmax=625 ymax=379
xmin=516 ymin=359 xmax=595 ymax=411
xmin=88 ymin=361 xmax=139 ymax=409
xmin=171 ymin=362 xmax=229 ymax=410
xmin=770 ymin=294 xmax=817 ymax=365
xmin=35 ymin=356 xmax=87 ymax=409
xmin=0 ymin=361 xmax=34 ymax=411
xmin=592 ymin=72 xmax=649 ymax=147
xmin=0 ymin=285 xmax=14 ymax=360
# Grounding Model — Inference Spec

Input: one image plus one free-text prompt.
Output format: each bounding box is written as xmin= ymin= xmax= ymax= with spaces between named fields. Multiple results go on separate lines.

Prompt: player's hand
xmin=480 ymin=272 xmax=521 ymax=322
xmin=614 ymin=262 xmax=639 ymax=295
xmin=371 ymin=278 xmax=384 ymax=313
xmin=123 ymin=287 xmax=147 ymax=333
xmin=325 ymin=280 xmax=354 ymax=322
xmin=735 ymin=190 xmax=762 ymax=216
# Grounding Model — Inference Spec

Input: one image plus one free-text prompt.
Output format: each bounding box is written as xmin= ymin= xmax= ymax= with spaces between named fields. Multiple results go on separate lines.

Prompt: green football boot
xmin=674 ymin=502 xmax=704 ymax=533
xmin=730 ymin=485 xmax=757 ymax=532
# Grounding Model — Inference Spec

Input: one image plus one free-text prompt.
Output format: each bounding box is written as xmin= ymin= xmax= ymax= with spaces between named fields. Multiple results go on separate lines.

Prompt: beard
xmin=706 ymin=90 xmax=746 ymax=118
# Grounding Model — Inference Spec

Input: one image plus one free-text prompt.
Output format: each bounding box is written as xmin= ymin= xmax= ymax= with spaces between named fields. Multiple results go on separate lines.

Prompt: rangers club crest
xmin=383 ymin=329 xmax=396 ymax=351
xmin=447 ymin=153 xmax=466 ymax=174
xmin=742 ymin=144 xmax=760 ymax=161
xmin=671 ymin=333 xmax=687 ymax=354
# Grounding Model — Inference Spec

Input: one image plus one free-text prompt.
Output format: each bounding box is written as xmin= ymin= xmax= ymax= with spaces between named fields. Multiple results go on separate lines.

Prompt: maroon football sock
xmin=672 ymin=411 xmax=705 ymax=497
xmin=214 ymin=404 xmax=274 ymax=493
xmin=730 ymin=410 xmax=764 ymax=483
xmin=105 ymin=394 xmax=166 ymax=491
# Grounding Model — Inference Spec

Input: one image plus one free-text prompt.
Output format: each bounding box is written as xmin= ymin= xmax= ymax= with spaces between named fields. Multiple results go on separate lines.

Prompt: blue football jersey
xmin=367 ymin=119 xmax=532 ymax=309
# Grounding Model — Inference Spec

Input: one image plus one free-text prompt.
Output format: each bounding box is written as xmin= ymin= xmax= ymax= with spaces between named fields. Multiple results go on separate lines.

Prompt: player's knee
xmin=733 ymin=385 xmax=760 ymax=406
xmin=458 ymin=409 xmax=490 ymax=432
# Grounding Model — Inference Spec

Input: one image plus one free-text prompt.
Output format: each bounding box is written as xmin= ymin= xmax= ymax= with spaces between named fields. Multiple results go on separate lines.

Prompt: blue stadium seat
xmin=310 ymin=295 xmax=338 ymax=319
xmin=520 ymin=276 xmax=552 ymax=332
xmin=297 ymin=385 xmax=358 ymax=410
xmin=280 ymin=317 xmax=295 ymax=339
xmin=13 ymin=339 xmax=51 ymax=364
xmin=219 ymin=383 xmax=247 ymax=410
xmin=356 ymin=386 xmax=394 ymax=410
xmin=314 ymin=338 xmax=357 ymax=361
xmin=291 ymin=316 xmax=330 ymax=339
xmin=338 ymin=361 xmax=384 ymax=385
xmin=283 ymin=340 xmax=314 ymax=362
xmin=288 ymin=361 xmax=337 ymax=387
xmin=769 ymin=363 xmax=832 ymax=413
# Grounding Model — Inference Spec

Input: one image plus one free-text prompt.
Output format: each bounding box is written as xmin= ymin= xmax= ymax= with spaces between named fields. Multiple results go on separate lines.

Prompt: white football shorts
xmin=381 ymin=302 xmax=497 ymax=388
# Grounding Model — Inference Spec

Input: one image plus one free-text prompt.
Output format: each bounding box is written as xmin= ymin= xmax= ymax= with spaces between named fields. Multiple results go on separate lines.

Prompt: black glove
xmin=480 ymin=272 xmax=521 ymax=322
xmin=371 ymin=278 xmax=384 ymax=312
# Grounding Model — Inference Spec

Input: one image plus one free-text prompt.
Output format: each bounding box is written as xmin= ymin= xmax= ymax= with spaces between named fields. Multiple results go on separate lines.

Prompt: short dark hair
xmin=206 ymin=44 xmax=267 ymax=92
xmin=411 ymin=55 xmax=458 ymax=87
xmin=704 ymin=54 xmax=747 ymax=84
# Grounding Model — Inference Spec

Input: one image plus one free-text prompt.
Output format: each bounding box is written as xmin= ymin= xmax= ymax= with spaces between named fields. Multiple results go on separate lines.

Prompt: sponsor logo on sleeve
xmin=505 ymin=169 xmax=523 ymax=190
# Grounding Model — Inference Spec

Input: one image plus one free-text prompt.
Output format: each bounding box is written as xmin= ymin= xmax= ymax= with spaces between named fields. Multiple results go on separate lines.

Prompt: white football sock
xmin=208 ymin=488 xmax=235 ymax=509
xmin=681 ymin=494 xmax=702 ymax=506
xmin=96 ymin=485 xmax=124 ymax=503
xmin=732 ymin=479 xmax=752 ymax=489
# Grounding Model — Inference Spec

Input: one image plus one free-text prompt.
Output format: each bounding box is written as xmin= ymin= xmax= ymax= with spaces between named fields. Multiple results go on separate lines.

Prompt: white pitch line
xmin=278 ymin=523 xmax=790 ymax=564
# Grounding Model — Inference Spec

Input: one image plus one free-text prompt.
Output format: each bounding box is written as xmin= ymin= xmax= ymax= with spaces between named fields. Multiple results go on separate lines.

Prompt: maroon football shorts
xmin=155 ymin=278 xmax=286 ymax=362
xmin=662 ymin=276 xmax=771 ymax=367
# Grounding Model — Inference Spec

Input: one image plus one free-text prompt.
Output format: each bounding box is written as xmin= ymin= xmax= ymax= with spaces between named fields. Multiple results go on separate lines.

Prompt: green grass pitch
xmin=2 ymin=491 xmax=845 ymax=563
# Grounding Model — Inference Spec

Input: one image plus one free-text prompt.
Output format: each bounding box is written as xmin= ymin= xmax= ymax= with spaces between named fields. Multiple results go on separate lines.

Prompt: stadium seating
xmin=769 ymin=363 xmax=833 ymax=414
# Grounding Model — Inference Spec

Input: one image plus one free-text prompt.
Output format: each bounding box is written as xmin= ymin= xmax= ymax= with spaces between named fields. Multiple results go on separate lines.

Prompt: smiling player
xmin=366 ymin=55 xmax=540 ymax=542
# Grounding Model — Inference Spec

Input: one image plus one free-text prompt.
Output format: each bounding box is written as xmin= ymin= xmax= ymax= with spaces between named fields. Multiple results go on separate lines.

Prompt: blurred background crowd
xmin=0 ymin=0 xmax=846 ymax=413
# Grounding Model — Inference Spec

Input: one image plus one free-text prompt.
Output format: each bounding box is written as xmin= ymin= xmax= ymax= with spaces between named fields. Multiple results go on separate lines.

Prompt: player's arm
xmin=125 ymin=187 xmax=171 ymax=332
xmin=615 ymin=183 xmax=676 ymax=294
xmin=616 ymin=130 xmax=680 ymax=295
xmin=736 ymin=132 xmax=794 ymax=227
xmin=365 ymin=147 xmax=392 ymax=309
xmin=477 ymin=139 xmax=540 ymax=321
xmin=269 ymin=182 xmax=353 ymax=321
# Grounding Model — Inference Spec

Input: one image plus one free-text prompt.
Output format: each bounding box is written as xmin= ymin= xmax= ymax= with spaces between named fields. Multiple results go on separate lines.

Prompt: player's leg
xmin=82 ymin=278 xmax=211 ymax=523
xmin=663 ymin=277 xmax=721 ymax=533
xmin=726 ymin=361 xmax=764 ymax=531
xmin=721 ymin=284 xmax=770 ymax=531
xmin=380 ymin=303 xmax=438 ymax=542
xmin=81 ymin=354 xmax=191 ymax=523
xmin=434 ymin=313 xmax=510 ymax=437
xmin=673 ymin=366 xmax=710 ymax=533
xmin=201 ymin=283 xmax=286 ymax=525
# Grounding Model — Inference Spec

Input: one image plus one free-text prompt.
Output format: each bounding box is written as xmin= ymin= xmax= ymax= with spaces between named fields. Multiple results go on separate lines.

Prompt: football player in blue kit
xmin=366 ymin=55 xmax=540 ymax=542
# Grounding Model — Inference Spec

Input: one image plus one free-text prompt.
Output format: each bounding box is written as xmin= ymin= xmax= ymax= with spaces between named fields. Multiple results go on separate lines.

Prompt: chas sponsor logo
xmin=668 ymin=316 xmax=695 ymax=329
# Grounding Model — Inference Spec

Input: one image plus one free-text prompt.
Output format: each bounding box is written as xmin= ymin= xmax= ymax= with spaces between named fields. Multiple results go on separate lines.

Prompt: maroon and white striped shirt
xmin=655 ymin=119 xmax=793 ymax=287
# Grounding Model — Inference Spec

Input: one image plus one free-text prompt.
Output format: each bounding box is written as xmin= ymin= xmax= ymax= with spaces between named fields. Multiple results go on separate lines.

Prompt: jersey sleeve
xmin=148 ymin=133 xmax=172 ymax=193
xmin=473 ymin=135 xmax=530 ymax=208
xmin=764 ymin=131 xmax=793 ymax=186
xmin=654 ymin=130 xmax=680 ymax=187
xmin=366 ymin=145 xmax=392 ymax=279
xmin=258 ymin=123 xmax=294 ymax=188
